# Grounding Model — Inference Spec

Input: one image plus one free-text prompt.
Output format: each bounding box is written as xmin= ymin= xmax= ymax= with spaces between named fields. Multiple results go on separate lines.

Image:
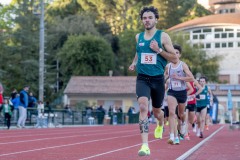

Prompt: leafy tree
xmin=0 ymin=0 xmax=218 ymax=99
xmin=152 ymin=0 xmax=211 ymax=29
xmin=45 ymin=13 xmax=100 ymax=90
xmin=0 ymin=0 xmax=40 ymax=94
xmin=46 ymin=0 xmax=83 ymax=19
xmin=117 ymin=29 xmax=140 ymax=76
xmin=0 ymin=4 xmax=14 ymax=30
xmin=57 ymin=35 xmax=114 ymax=84
xmin=181 ymin=3 xmax=212 ymax=22
xmin=79 ymin=0 xmax=151 ymax=35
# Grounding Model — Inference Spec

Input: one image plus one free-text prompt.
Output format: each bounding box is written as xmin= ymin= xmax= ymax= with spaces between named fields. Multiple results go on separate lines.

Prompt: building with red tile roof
xmin=168 ymin=0 xmax=240 ymax=84
xmin=64 ymin=76 xmax=138 ymax=113
xmin=64 ymin=76 xmax=240 ymax=121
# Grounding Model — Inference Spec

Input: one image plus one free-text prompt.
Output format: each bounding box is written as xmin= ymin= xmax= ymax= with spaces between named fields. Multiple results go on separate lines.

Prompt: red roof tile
xmin=64 ymin=76 xmax=240 ymax=96
xmin=64 ymin=76 xmax=136 ymax=94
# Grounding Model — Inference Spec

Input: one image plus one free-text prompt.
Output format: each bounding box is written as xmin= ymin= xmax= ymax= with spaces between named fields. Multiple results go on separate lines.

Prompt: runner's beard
xmin=145 ymin=23 xmax=155 ymax=30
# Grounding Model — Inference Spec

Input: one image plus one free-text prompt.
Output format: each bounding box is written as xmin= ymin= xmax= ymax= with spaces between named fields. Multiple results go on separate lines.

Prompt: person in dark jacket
xmin=11 ymin=88 xmax=18 ymax=100
xmin=28 ymin=92 xmax=37 ymax=108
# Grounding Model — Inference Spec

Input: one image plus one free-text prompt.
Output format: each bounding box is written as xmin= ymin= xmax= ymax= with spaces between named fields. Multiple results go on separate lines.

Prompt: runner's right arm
xmin=128 ymin=34 xmax=140 ymax=71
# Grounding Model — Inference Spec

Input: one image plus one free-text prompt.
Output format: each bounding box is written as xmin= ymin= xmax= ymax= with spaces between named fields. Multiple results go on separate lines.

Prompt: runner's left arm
xmin=208 ymin=86 xmax=213 ymax=104
xmin=186 ymin=82 xmax=194 ymax=95
xmin=172 ymin=63 xmax=194 ymax=82
xmin=193 ymin=79 xmax=203 ymax=97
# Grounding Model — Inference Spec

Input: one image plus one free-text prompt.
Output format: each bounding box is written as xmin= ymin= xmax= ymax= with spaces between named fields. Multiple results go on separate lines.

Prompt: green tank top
xmin=136 ymin=30 xmax=167 ymax=76
xmin=197 ymin=85 xmax=208 ymax=107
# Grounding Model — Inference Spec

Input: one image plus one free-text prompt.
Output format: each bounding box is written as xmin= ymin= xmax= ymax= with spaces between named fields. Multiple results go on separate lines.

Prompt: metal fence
xmin=0 ymin=108 xmax=139 ymax=127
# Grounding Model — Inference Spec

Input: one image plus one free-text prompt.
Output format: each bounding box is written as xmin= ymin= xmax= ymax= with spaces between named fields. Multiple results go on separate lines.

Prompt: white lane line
xmin=0 ymin=133 xmax=141 ymax=157
xmin=176 ymin=125 xmax=225 ymax=160
xmin=0 ymin=128 xmax=94 ymax=135
xmin=0 ymin=130 xmax=137 ymax=145
xmin=79 ymin=136 xmax=169 ymax=160
xmin=0 ymin=128 xmax=118 ymax=139
xmin=79 ymin=139 xmax=159 ymax=160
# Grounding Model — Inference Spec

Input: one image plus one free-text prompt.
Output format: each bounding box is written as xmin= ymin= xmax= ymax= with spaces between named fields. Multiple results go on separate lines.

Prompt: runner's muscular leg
xmin=138 ymin=97 xmax=149 ymax=143
xmin=178 ymin=103 xmax=186 ymax=123
xmin=152 ymin=107 xmax=164 ymax=126
xmin=167 ymin=96 xmax=178 ymax=134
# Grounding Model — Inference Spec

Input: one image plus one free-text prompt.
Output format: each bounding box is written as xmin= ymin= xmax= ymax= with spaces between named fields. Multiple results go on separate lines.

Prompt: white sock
xmin=170 ymin=133 xmax=174 ymax=140
xmin=197 ymin=128 xmax=200 ymax=134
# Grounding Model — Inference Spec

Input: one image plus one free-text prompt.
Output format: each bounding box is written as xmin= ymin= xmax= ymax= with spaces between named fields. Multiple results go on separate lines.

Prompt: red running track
xmin=0 ymin=124 xmax=237 ymax=160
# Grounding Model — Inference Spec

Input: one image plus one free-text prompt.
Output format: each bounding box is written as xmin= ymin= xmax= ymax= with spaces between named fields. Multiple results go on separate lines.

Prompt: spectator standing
xmin=37 ymin=101 xmax=44 ymax=115
xmin=28 ymin=92 xmax=37 ymax=108
xmin=113 ymin=105 xmax=118 ymax=113
xmin=0 ymin=83 xmax=4 ymax=109
xmin=97 ymin=105 xmax=106 ymax=124
xmin=1 ymin=98 xmax=13 ymax=129
xmin=0 ymin=90 xmax=3 ymax=109
xmin=65 ymin=104 xmax=73 ymax=117
xmin=11 ymin=88 xmax=18 ymax=100
xmin=86 ymin=106 xmax=93 ymax=119
xmin=108 ymin=105 xmax=113 ymax=113
xmin=128 ymin=107 xmax=134 ymax=115
xmin=35 ymin=101 xmax=46 ymax=128
xmin=11 ymin=94 xmax=20 ymax=122
xmin=117 ymin=106 xmax=123 ymax=113
xmin=45 ymin=101 xmax=52 ymax=113
xmin=132 ymin=107 xmax=137 ymax=114
xmin=17 ymin=86 xmax=29 ymax=128
xmin=97 ymin=105 xmax=106 ymax=114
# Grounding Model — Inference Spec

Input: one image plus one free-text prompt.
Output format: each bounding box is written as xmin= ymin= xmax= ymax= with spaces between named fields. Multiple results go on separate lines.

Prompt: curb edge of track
xmin=176 ymin=125 xmax=225 ymax=160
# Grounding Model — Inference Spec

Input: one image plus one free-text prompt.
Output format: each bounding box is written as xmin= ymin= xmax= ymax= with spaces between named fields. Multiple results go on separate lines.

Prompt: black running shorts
xmin=186 ymin=104 xmax=196 ymax=112
xmin=167 ymin=89 xmax=187 ymax=104
xmin=136 ymin=74 xmax=165 ymax=108
xmin=196 ymin=106 xmax=207 ymax=112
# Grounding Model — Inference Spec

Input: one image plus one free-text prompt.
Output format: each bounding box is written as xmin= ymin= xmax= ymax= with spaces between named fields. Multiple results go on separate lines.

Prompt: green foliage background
xmin=0 ymin=0 xmax=218 ymax=104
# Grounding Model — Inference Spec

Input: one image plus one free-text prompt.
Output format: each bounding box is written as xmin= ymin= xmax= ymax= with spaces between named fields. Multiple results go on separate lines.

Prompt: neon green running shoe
xmin=165 ymin=121 xmax=169 ymax=126
xmin=138 ymin=144 xmax=150 ymax=156
xmin=154 ymin=125 xmax=163 ymax=139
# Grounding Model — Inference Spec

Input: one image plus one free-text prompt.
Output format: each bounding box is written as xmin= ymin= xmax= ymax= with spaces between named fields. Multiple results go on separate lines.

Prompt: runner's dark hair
xmin=173 ymin=44 xmax=182 ymax=53
xmin=140 ymin=6 xmax=159 ymax=20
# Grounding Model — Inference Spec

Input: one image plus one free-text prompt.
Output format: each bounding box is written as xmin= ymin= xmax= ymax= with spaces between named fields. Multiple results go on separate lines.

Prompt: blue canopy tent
xmin=227 ymin=89 xmax=233 ymax=125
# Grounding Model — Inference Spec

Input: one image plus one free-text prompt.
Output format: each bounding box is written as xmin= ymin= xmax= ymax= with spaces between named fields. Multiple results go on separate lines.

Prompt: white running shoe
xmin=180 ymin=122 xmax=186 ymax=135
xmin=196 ymin=128 xmax=200 ymax=137
xmin=193 ymin=123 xmax=197 ymax=133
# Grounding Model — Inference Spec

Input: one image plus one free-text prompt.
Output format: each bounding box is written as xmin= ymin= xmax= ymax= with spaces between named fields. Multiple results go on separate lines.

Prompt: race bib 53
xmin=141 ymin=53 xmax=157 ymax=64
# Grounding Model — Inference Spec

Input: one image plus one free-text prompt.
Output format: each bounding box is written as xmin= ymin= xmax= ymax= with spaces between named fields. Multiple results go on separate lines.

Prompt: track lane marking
xmin=0 ymin=129 xmax=137 ymax=145
xmin=0 ymin=132 xmax=149 ymax=157
xmin=78 ymin=136 xmax=170 ymax=160
xmin=176 ymin=125 xmax=225 ymax=160
xmin=79 ymin=138 xmax=161 ymax=160
xmin=0 ymin=128 xmax=121 ymax=139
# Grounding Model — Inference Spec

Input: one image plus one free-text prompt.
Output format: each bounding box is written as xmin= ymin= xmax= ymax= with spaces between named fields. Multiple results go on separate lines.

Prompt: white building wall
xmin=184 ymin=25 xmax=240 ymax=84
